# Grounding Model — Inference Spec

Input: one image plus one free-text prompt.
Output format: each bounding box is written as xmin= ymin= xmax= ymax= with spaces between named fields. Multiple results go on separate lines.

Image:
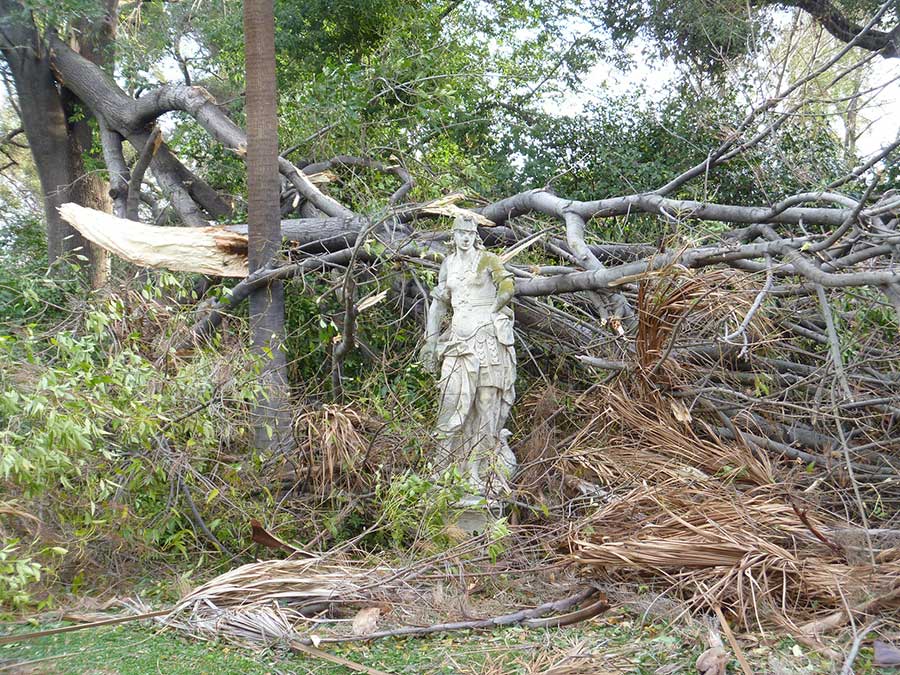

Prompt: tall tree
xmin=0 ymin=0 xmax=113 ymax=285
xmin=243 ymin=0 xmax=290 ymax=451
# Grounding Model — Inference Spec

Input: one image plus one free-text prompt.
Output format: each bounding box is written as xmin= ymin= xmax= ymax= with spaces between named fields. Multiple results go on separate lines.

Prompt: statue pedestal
xmin=453 ymin=497 xmax=505 ymax=535
xmin=455 ymin=508 xmax=492 ymax=535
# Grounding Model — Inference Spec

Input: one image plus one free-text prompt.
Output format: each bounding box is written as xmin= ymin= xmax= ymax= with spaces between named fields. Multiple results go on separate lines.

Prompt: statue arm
xmin=421 ymin=261 xmax=449 ymax=372
xmin=487 ymin=253 xmax=515 ymax=312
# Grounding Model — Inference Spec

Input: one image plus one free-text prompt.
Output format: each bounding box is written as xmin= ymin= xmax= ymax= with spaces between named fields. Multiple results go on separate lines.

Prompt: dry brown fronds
xmin=634 ymin=268 xmax=732 ymax=378
xmin=630 ymin=266 xmax=774 ymax=389
xmin=560 ymin=385 xmax=773 ymax=488
xmin=514 ymin=385 xmax=564 ymax=496
xmin=162 ymin=550 xmax=603 ymax=653
xmin=542 ymin=379 xmax=898 ymax=630
xmin=164 ymin=556 xmax=400 ymax=647
xmin=569 ymin=476 xmax=900 ymax=627
xmin=292 ymin=405 xmax=376 ymax=494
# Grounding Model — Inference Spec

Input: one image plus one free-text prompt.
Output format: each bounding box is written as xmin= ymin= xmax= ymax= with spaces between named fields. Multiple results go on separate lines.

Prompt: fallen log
xmin=293 ymin=586 xmax=608 ymax=644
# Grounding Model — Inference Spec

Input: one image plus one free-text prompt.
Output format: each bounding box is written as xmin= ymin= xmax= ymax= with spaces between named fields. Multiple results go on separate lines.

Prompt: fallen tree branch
xmin=295 ymin=586 xmax=606 ymax=644
xmin=178 ymin=475 xmax=234 ymax=558
xmin=0 ymin=609 xmax=171 ymax=646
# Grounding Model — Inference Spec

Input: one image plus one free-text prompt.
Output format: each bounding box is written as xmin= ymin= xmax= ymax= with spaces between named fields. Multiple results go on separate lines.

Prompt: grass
xmin=0 ymin=606 xmax=849 ymax=674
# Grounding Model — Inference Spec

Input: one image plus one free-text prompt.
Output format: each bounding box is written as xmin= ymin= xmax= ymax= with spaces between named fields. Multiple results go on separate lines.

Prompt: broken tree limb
xmin=58 ymin=203 xmax=249 ymax=277
xmin=478 ymin=188 xmax=863 ymax=229
xmin=182 ymin=249 xmax=356 ymax=347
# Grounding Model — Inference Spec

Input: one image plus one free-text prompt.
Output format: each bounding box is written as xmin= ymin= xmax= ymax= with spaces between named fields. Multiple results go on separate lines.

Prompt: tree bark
xmin=0 ymin=0 xmax=115 ymax=286
xmin=244 ymin=0 xmax=291 ymax=452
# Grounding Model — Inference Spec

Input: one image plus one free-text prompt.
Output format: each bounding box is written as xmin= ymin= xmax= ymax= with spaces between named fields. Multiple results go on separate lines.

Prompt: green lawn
xmin=0 ymin=609 xmax=853 ymax=674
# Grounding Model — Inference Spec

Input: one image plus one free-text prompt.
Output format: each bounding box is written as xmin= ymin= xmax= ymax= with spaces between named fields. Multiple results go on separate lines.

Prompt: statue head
xmin=452 ymin=215 xmax=481 ymax=252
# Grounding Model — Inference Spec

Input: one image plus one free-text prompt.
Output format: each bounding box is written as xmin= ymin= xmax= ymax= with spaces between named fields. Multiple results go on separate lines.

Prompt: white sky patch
xmin=850 ymin=64 xmax=900 ymax=157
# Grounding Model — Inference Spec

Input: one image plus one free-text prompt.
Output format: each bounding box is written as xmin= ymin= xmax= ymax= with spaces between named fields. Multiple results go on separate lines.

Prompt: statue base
xmin=453 ymin=496 xmax=505 ymax=535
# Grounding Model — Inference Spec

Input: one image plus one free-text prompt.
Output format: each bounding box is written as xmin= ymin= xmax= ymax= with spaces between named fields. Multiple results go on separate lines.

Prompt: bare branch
xmin=778 ymin=0 xmax=899 ymax=57
xmin=126 ymin=126 xmax=161 ymax=220
xmin=0 ymin=125 xmax=24 ymax=148
xmin=97 ymin=117 xmax=129 ymax=217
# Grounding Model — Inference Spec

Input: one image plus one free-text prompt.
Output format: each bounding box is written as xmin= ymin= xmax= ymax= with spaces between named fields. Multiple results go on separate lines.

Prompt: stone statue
xmin=420 ymin=215 xmax=517 ymax=503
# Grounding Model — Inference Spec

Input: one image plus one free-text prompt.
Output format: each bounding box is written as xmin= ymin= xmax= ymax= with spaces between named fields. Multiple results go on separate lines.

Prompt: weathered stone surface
xmin=421 ymin=216 xmax=517 ymax=501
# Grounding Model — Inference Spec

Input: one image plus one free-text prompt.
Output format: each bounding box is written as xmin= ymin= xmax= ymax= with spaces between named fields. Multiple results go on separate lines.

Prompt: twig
xmin=723 ymin=255 xmax=773 ymax=346
xmin=332 ymin=220 xmax=380 ymax=397
xmin=178 ymin=474 xmax=235 ymax=558
xmin=279 ymin=122 xmax=341 ymax=157
xmin=526 ymin=594 xmax=610 ymax=627
xmin=0 ymin=126 xmax=24 ymax=148
xmin=0 ymin=652 xmax=81 ymax=672
xmin=833 ymin=417 xmax=876 ymax=566
xmin=790 ymin=500 xmax=844 ymax=556
xmin=840 ymin=621 xmax=880 ymax=675
xmin=816 ymin=284 xmax=852 ymax=401
xmin=331 ymin=275 xmax=358 ymax=399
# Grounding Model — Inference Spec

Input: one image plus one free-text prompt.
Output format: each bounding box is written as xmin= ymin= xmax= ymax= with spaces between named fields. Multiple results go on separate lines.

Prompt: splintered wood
xmin=59 ymin=203 xmax=249 ymax=277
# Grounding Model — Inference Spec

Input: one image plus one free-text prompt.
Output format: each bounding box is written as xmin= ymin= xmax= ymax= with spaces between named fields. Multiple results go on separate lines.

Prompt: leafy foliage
xmin=0 ymin=277 xmax=275 ymax=606
xmin=0 ymin=0 xmax=894 ymax=613
xmin=0 ymin=542 xmax=48 ymax=608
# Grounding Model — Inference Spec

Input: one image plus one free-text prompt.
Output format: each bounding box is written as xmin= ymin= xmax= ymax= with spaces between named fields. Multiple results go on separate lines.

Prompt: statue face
xmin=453 ymin=228 xmax=476 ymax=251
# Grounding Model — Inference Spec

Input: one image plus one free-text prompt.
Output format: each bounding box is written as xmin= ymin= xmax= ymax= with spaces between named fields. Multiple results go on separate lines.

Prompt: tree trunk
xmin=0 ymin=0 xmax=114 ymax=286
xmin=243 ymin=0 xmax=291 ymax=452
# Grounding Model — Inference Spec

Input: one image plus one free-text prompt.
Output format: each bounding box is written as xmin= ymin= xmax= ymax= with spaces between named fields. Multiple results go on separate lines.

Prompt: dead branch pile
xmin=554 ymin=378 xmax=900 ymax=633
xmin=502 ymin=257 xmax=900 ymax=633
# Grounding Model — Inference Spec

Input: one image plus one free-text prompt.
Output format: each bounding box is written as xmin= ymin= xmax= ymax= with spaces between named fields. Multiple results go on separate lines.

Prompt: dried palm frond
xmin=164 ymin=556 xmax=402 ymax=646
xmin=292 ymin=405 xmax=375 ymax=494
xmin=163 ymin=553 xmax=606 ymax=652
xmin=559 ymin=385 xmax=773 ymax=488
xmin=569 ymin=478 xmax=900 ymax=626
xmin=419 ymin=193 xmax=495 ymax=226
xmin=632 ymin=266 xmax=771 ymax=385
xmin=550 ymin=380 xmax=898 ymax=628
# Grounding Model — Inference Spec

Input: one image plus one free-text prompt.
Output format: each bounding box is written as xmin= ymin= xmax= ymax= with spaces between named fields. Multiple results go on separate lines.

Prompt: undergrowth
xmin=0 ymin=264 xmax=488 ymax=612
xmin=0 ymin=271 xmax=277 ymax=608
